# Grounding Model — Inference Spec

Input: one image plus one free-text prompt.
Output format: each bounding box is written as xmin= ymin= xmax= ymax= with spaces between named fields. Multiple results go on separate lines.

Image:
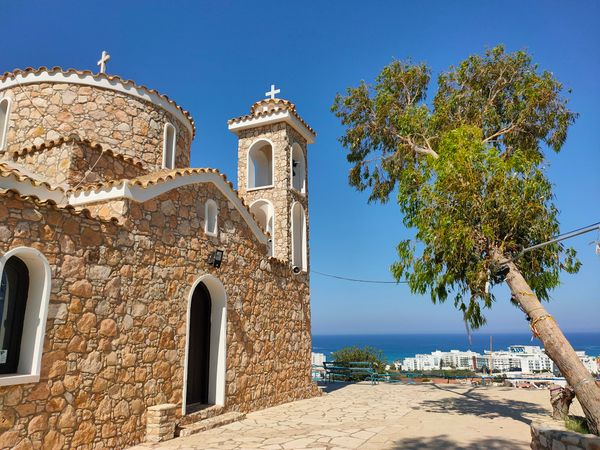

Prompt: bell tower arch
xmin=228 ymin=89 xmax=315 ymax=268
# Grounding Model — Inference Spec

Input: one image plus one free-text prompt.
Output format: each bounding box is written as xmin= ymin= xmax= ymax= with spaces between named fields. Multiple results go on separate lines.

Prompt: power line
xmin=510 ymin=221 xmax=600 ymax=262
xmin=312 ymin=221 xmax=600 ymax=284
xmin=311 ymin=270 xmax=406 ymax=284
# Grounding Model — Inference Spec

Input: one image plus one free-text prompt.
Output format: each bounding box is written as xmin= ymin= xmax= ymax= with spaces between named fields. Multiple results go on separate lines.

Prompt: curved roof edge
xmin=0 ymin=67 xmax=196 ymax=138
xmin=68 ymin=169 xmax=269 ymax=246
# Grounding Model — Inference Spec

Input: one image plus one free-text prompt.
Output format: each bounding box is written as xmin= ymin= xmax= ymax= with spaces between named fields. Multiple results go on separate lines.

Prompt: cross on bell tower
xmin=265 ymin=84 xmax=280 ymax=100
xmin=97 ymin=50 xmax=111 ymax=74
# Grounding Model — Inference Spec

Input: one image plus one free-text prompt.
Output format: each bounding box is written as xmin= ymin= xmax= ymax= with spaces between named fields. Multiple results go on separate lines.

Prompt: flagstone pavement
xmin=129 ymin=382 xmax=584 ymax=450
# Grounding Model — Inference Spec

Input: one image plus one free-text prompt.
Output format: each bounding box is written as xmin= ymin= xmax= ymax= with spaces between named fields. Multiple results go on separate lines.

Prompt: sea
xmin=312 ymin=332 xmax=600 ymax=363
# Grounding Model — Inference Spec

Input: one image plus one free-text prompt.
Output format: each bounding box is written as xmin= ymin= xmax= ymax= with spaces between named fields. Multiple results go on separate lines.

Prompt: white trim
xmin=0 ymin=70 xmax=194 ymax=138
xmin=67 ymin=172 xmax=269 ymax=245
xmin=291 ymin=202 xmax=307 ymax=272
xmin=182 ymin=275 xmax=227 ymax=413
xmin=0 ymin=97 xmax=12 ymax=151
xmin=204 ymin=199 xmax=219 ymax=237
xmin=0 ymin=173 xmax=64 ymax=203
xmin=246 ymin=138 xmax=275 ymax=190
xmin=162 ymin=123 xmax=176 ymax=169
xmin=0 ymin=373 xmax=39 ymax=386
xmin=229 ymin=110 xmax=315 ymax=144
xmin=0 ymin=247 xmax=51 ymax=386
xmin=246 ymin=184 xmax=275 ymax=192
xmin=249 ymin=199 xmax=275 ymax=257
xmin=290 ymin=142 xmax=306 ymax=194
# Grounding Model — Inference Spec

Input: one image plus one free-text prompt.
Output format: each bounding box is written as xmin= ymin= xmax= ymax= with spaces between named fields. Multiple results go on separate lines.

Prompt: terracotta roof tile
xmin=0 ymin=161 xmax=66 ymax=193
xmin=10 ymin=134 xmax=145 ymax=170
xmin=0 ymin=66 xmax=196 ymax=138
xmin=69 ymin=167 xmax=271 ymax=237
xmin=0 ymin=188 xmax=119 ymax=224
xmin=228 ymin=98 xmax=316 ymax=137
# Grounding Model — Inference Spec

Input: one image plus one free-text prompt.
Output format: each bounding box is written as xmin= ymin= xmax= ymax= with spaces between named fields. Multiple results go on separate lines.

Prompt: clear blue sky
xmin=2 ymin=1 xmax=598 ymax=334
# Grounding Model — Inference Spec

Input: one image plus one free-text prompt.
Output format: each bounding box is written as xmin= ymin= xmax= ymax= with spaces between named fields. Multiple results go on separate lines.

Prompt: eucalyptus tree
xmin=332 ymin=46 xmax=600 ymax=433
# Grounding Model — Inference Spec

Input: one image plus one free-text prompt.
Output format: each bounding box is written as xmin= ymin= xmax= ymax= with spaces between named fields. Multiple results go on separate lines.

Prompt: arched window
xmin=291 ymin=143 xmax=306 ymax=193
xmin=248 ymin=140 xmax=273 ymax=189
xmin=291 ymin=202 xmax=307 ymax=271
xmin=163 ymin=123 xmax=176 ymax=169
xmin=0 ymin=257 xmax=29 ymax=374
xmin=0 ymin=247 xmax=51 ymax=386
xmin=205 ymin=200 xmax=218 ymax=236
xmin=250 ymin=200 xmax=275 ymax=256
xmin=0 ymin=98 xmax=11 ymax=151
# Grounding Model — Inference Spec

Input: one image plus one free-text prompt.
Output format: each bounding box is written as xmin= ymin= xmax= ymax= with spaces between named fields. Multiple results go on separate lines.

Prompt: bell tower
xmin=228 ymin=86 xmax=315 ymax=270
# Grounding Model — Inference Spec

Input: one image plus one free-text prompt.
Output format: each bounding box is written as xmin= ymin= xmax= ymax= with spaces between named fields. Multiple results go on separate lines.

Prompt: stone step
xmin=177 ymin=411 xmax=246 ymax=437
xmin=179 ymin=404 xmax=225 ymax=426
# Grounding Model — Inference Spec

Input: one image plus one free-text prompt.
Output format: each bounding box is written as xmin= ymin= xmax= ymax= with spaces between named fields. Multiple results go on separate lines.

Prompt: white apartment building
xmin=402 ymin=345 xmax=598 ymax=375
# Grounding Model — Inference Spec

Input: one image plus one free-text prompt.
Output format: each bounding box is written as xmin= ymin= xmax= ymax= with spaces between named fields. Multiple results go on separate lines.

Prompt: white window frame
xmin=0 ymin=247 xmax=51 ymax=386
xmin=291 ymin=202 xmax=307 ymax=271
xmin=0 ymin=97 xmax=12 ymax=151
xmin=204 ymin=199 xmax=219 ymax=237
xmin=247 ymin=138 xmax=275 ymax=191
xmin=290 ymin=143 xmax=306 ymax=195
xmin=162 ymin=122 xmax=176 ymax=169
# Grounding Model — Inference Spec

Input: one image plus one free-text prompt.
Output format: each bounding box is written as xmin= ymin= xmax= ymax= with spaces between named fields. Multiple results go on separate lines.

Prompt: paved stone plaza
xmin=130 ymin=382 xmax=583 ymax=449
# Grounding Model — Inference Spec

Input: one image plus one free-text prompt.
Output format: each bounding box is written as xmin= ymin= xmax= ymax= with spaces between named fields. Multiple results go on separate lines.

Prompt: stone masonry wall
xmin=10 ymin=140 xmax=145 ymax=188
xmin=0 ymin=82 xmax=191 ymax=171
xmin=531 ymin=421 xmax=600 ymax=450
xmin=0 ymin=181 xmax=317 ymax=449
xmin=236 ymin=123 xmax=309 ymax=264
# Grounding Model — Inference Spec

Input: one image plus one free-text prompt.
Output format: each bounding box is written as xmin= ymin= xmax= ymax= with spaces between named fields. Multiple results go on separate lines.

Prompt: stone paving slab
xmin=129 ymin=382 xmax=584 ymax=450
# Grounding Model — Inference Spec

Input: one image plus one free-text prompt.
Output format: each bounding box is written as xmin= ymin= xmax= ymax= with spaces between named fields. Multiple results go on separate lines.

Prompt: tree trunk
xmin=503 ymin=259 xmax=600 ymax=435
xmin=550 ymin=384 xmax=575 ymax=420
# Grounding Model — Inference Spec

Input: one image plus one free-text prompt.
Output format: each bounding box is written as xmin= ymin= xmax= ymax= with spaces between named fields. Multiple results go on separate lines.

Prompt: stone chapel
xmin=0 ymin=65 xmax=318 ymax=449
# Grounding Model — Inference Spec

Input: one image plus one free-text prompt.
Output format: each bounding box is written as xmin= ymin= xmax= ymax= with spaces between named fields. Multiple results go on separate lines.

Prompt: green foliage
xmin=330 ymin=346 xmax=386 ymax=371
xmin=565 ymin=416 xmax=591 ymax=435
xmin=332 ymin=46 xmax=580 ymax=329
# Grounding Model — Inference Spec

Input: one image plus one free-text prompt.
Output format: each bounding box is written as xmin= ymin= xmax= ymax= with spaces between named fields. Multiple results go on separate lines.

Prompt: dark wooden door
xmin=186 ymin=283 xmax=212 ymax=409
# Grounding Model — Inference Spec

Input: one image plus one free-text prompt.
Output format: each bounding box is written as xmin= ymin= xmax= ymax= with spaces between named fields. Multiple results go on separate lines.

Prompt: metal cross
xmin=97 ymin=50 xmax=111 ymax=74
xmin=265 ymin=84 xmax=280 ymax=100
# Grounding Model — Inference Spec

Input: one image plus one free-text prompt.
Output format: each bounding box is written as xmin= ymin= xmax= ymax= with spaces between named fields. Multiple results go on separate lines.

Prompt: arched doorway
xmin=186 ymin=282 xmax=212 ymax=410
xmin=183 ymin=274 xmax=227 ymax=414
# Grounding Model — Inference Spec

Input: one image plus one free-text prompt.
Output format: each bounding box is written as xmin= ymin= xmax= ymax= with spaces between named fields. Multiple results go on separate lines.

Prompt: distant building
xmin=402 ymin=345 xmax=598 ymax=375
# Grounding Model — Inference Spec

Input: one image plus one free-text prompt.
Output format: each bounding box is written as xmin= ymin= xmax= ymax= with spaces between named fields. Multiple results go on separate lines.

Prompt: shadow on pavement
xmin=418 ymin=384 xmax=547 ymax=425
xmin=391 ymin=435 xmax=526 ymax=450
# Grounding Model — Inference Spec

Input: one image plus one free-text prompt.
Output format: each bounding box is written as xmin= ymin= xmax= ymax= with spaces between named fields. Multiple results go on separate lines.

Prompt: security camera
xmin=292 ymin=266 xmax=301 ymax=274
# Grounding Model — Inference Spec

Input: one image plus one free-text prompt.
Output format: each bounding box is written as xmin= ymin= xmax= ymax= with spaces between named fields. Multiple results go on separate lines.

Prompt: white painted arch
xmin=249 ymin=199 xmax=275 ymax=256
xmin=204 ymin=199 xmax=219 ymax=237
xmin=0 ymin=247 xmax=51 ymax=386
xmin=162 ymin=123 xmax=176 ymax=169
xmin=291 ymin=202 xmax=307 ymax=272
xmin=290 ymin=142 xmax=306 ymax=194
xmin=247 ymin=138 xmax=275 ymax=190
xmin=0 ymin=97 xmax=12 ymax=151
xmin=182 ymin=274 xmax=227 ymax=413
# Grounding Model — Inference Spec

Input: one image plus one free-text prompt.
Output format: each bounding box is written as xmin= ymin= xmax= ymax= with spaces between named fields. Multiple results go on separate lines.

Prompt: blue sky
xmin=2 ymin=1 xmax=598 ymax=334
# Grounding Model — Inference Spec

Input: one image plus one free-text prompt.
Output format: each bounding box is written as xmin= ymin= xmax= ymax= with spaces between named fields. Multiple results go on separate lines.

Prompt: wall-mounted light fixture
xmin=208 ymin=250 xmax=224 ymax=268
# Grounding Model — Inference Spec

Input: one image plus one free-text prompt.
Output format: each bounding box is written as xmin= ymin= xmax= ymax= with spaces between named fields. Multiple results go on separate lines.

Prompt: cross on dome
xmin=265 ymin=84 xmax=281 ymax=100
xmin=97 ymin=50 xmax=111 ymax=74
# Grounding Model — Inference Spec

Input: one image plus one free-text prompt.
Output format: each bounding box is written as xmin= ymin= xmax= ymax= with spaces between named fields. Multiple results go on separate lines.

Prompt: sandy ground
xmin=130 ymin=382 xmax=583 ymax=449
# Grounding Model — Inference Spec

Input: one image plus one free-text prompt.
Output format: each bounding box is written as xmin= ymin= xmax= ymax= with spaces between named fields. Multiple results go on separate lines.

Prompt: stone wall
xmin=0 ymin=180 xmax=317 ymax=449
xmin=0 ymin=82 xmax=191 ymax=170
xmin=9 ymin=139 xmax=145 ymax=188
xmin=531 ymin=421 xmax=600 ymax=450
xmin=236 ymin=123 xmax=309 ymax=263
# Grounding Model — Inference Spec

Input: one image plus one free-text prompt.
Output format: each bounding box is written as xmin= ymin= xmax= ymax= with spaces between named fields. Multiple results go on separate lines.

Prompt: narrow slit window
xmin=163 ymin=123 xmax=176 ymax=169
xmin=205 ymin=200 xmax=218 ymax=236
xmin=0 ymin=98 xmax=11 ymax=151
